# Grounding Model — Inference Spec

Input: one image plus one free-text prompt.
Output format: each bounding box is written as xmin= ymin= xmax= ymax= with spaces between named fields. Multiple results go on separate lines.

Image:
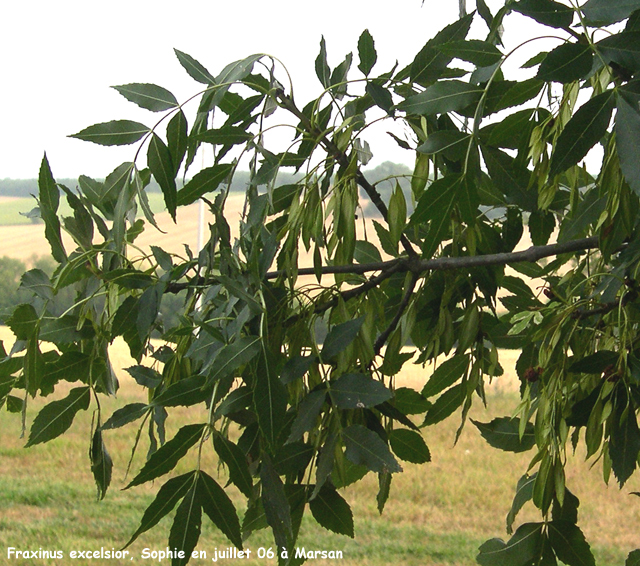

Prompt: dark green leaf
xmin=287 ymin=389 xmax=327 ymax=443
xmin=20 ymin=269 xmax=53 ymax=301
xmin=6 ymin=303 xmax=39 ymax=340
xmin=253 ymin=352 xmax=288 ymax=448
xmin=616 ymin=93 xmax=640 ymax=197
xmin=321 ymin=317 xmax=365 ymax=361
xmin=89 ymin=427 xmax=112 ymax=501
xmin=274 ymin=442 xmax=314 ymax=476
xmin=354 ymin=240 xmax=382 ymax=264
xmin=174 ymin=49 xmax=215 ymax=84
xmin=598 ymin=32 xmax=640 ymax=73
xmin=208 ymin=337 xmax=261 ymax=383
xmin=315 ymin=36 xmax=331 ymax=88
xmin=552 ymin=488 xmax=580 ymax=524
xmin=438 ymin=40 xmax=502 ymax=67
xmin=167 ymin=110 xmax=188 ymax=176
xmin=24 ymin=335 xmax=44 ymax=397
xmin=568 ymin=350 xmax=618 ymax=373
xmin=529 ymin=209 xmax=555 ymax=246
xmin=393 ymin=387 xmax=431 ymax=415
xmin=423 ymin=383 xmax=465 ymax=426
xmin=38 ymin=155 xmax=66 ymax=263
xmin=477 ymin=522 xmax=544 ymax=566
xmin=506 ymin=473 xmax=537 ymax=534
xmin=168 ymin=483 xmax=201 ymax=566
xmin=198 ymin=471 xmax=243 ymax=549
xmin=610 ymin=399 xmax=640 ymax=486
xmin=25 ymin=386 xmax=90 ymax=447
xmin=558 ymin=187 xmax=607 ymax=243
xmin=627 ymin=550 xmax=640 ymax=566
xmin=549 ymin=91 xmax=615 ymax=177
xmin=377 ymin=471 xmax=392 ymax=514
xmin=126 ymin=423 xmax=205 ymax=488
xmin=124 ymin=472 xmax=196 ymax=548
xmin=260 ymin=454 xmax=293 ymax=550
xmin=112 ymin=83 xmax=178 ymax=112
xmin=151 ymin=375 xmax=212 ymax=407
xmin=70 ymin=120 xmax=149 ymax=146
xmin=410 ymin=174 xmax=463 ymax=257
xmin=357 ymin=29 xmax=377 ymax=76
xmin=101 ymin=403 xmax=149 ymax=430
xmin=366 ymin=82 xmax=394 ymax=114
xmin=147 ymin=133 xmax=177 ymax=220
xmin=537 ymin=43 xmax=594 ymax=83
xmin=40 ymin=315 xmax=91 ymax=345
xmin=548 ymin=521 xmax=595 ymax=566
xmin=309 ymin=485 xmax=354 ymax=537
xmin=330 ymin=373 xmax=392 ymax=409
xmin=176 ymin=163 xmax=233 ymax=206
xmin=472 ymin=417 xmax=536 ymax=452
xmin=197 ymin=126 xmax=253 ymax=146
xmin=418 ymin=130 xmax=470 ymax=161
xmin=398 ymin=80 xmax=482 ymax=116
xmin=408 ymin=13 xmax=474 ymax=85
xmin=422 ymin=355 xmax=469 ymax=398
xmin=281 ymin=355 xmax=314 ymax=385
xmin=213 ymin=435 xmax=253 ymax=498
xmin=125 ymin=365 xmax=162 ymax=388
xmin=583 ymin=0 xmax=640 ymax=24
xmin=512 ymin=0 xmax=574 ymax=29
xmin=343 ymin=424 xmax=402 ymax=473
xmin=389 ymin=429 xmax=431 ymax=463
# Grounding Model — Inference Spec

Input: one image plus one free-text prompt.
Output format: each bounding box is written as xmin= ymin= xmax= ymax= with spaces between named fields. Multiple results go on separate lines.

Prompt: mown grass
xmin=0 ymin=334 xmax=639 ymax=566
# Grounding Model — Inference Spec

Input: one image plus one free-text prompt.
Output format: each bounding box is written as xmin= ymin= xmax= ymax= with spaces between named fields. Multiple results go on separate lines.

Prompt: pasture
xmin=0 ymin=194 xmax=638 ymax=565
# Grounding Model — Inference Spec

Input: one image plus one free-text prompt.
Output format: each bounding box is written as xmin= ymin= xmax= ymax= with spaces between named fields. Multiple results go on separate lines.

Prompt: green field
xmin=0 ymin=193 xmax=168 ymax=227
xmin=0 ymin=334 xmax=637 ymax=566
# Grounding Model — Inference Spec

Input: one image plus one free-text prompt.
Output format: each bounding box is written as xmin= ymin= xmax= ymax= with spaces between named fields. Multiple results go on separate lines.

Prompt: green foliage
xmin=6 ymin=2 xmax=640 ymax=563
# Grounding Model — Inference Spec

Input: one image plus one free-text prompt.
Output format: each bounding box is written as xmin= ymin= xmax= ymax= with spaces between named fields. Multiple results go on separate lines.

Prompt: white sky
xmin=1 ymin=1 xmax=530 ymax=180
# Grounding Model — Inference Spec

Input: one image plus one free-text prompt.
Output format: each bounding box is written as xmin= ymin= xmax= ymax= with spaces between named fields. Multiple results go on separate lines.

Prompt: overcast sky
xmin=1 ymin=1 xmax=526 ymax=180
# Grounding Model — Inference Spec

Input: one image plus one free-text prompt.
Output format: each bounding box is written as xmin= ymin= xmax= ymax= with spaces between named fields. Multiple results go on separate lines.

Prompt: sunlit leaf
xmin=112 ymin=83 xmax=178 ymax=112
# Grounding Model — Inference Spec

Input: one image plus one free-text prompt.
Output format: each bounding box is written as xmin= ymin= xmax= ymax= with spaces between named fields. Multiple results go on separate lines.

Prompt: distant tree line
xmin=0 ymin=161 xmax=411 ymax=201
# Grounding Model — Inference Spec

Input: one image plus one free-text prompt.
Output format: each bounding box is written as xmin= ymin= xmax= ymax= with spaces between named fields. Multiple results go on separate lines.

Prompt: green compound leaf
xmin=309 ymin=485 xmax=354 ymax=537
xmin=26 ymin=386 xmax=90 ymax=447
xmin=112 ymin=83 xmax=179 ymax=112
xmin=70 ymin=120 xmax=150 ymax=146
xmin=343 ymin=424 xmax=402 ymax=474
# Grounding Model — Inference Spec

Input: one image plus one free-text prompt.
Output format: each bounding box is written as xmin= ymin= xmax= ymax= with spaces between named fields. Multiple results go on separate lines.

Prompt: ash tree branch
xmin=274 ymin=89 xmax=420 ymax=261
xmin=165 ymin=236 xmax=601 ymax=294
xmin=374 ymin=272 xmax=419 ymax=356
